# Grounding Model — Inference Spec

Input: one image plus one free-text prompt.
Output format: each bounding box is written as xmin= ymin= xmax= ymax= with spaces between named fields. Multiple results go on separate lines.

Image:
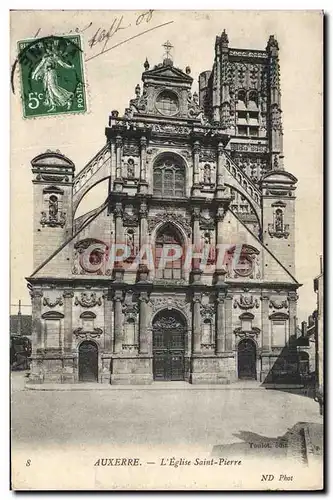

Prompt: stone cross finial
xmin=162 ymin=40 xmax=173 ymax=59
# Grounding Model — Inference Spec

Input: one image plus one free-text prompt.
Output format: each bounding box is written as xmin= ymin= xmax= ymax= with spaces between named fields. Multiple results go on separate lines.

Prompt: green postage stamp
xmin=17 ymin=35 xmax=87 ymax=118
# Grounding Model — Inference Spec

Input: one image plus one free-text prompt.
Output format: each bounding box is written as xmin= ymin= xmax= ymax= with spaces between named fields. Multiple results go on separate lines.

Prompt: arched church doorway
xmin=78 ymin=341 xmax=98 ymax=382
xmin=237 ymin=339 xmax=257 ymax=380
xmin=153 ymin=310 xmax=186 ymax=381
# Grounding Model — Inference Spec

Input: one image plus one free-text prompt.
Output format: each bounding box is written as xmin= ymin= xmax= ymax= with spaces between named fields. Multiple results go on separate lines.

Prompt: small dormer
xmin=125 ymin=41 xmax=202 ymax=121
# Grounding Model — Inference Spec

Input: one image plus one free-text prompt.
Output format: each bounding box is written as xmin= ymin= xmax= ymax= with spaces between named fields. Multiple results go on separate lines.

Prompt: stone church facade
xmin=27 ymin=32 xmax=300 ymax=385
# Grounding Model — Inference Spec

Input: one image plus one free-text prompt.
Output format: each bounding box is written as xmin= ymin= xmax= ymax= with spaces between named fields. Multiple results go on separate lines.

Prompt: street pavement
xmin=11 ymin=372 xmax=323 ymax=450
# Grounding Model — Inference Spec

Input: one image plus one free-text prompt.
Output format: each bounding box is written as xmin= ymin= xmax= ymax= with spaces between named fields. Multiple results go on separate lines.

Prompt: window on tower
xmin=236 ymin=90 xmax=260 ymax=136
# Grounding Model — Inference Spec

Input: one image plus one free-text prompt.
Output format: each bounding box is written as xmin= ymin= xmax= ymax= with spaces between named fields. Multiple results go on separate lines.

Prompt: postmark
xmin=17 ymin=35 xmax=87 ymax=118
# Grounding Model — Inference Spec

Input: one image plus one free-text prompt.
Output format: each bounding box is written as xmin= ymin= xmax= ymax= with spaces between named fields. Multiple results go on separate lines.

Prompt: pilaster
xmin=103 ymin=288 xmax=113 ymax=352
xmin=191 ymin=140 xmax=201 ymax=197
xmin=216 ymin=288 xmax=227 ymax=353
xmin=139 ymin=291 xmax=150 ymax=354
xmin=191 ymin=206 xmax=202 ymax=278
xmin=192 ymin=292 xmax=202 ymax=354
xmin=113 ymin=290 xmax=124 ymax=353
xmin=139 ymin=136 xmax=148 ymax=194
xmin=63 ymin=289 xmax=74 ymax=352
xmin=224 ymin=294 xmax=233 ymax=351
xmin=30 ymin=288 xmax=43 ymax=354
xmin=288 ymin=291 xmax=298 ymax=340
xmin=114 ymin=135 xmax=123 ymax=191
xmin=261 ymin=294 xmax=270 ymax=351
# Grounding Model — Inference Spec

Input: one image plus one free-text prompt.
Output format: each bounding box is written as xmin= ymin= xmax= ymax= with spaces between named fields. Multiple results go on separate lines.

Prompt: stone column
xmin=30 ymin=288 xmax=43 ymax=354
xmin=261 ymin=294 xmax=270 ymax=350
xmin=192 ymin=206 xmax=201 ymax=272
xmin=63 ymin=290 xmax=74 ymax=352
xmin=113 ymin=202 xmax=124 ymax=280
xmin=110 ymin=140 xmax=116 ymax=180
xmin=288 ymin=291 xmax=298 ymax=340
xmin=215 ymin=206 xmax=226 ymax=283
xmin=192 ymin=292 xmax=202 ymax=354
xmin=216 ymin=142 xmax=225 ymax=188
xmin=224 ymin=294 xmax=233 ymax=351
xmin=216 ymin=290 xmax=226 ymax=353
xmin=113 ymin=290 xmax=123 ymax=353
xmin=139 ymin=291 xmax=150 ymax=354
xmin=114 ymin=135 xmax=123 ymax=191
xmin=191 ymin=140 xmax=201 ymax=197
xmin=215 ymin=142 xmax=227 ymax=202
xmin=115 ymin=135 xmax=122 ymax=178
xmin=140 ymin=137 xmax=147 ymax=181
xmin=138 ymin=201 xmax=149 ymax=281
xmin=139 ymin=136 xmax=148 ymax=194
xmin=114 ymin=202 xmax=123 ymax=243
xmin=103 ymin=288 xmax=113 ymax=352
xmin=139 ymin=200 xmax=148 ymax=248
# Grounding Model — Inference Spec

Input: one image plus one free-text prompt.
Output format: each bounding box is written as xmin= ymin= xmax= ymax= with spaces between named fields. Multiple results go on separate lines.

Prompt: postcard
xmin=10 ymin=9 xmax=323 ymax=490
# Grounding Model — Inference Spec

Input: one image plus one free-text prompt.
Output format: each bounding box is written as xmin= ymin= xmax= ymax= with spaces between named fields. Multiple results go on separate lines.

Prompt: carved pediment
xmin=42 ymin=311 xmax=64 ymax=319
xmin=31 ymin=151 xmax=75 ymax=169
xmin=80 ymin=311 xmax=96 ymax=319
xmin=269 ymin=312 xmax=289 ymax=320
xmin=143 ymin=63 xmax=193 ymax=84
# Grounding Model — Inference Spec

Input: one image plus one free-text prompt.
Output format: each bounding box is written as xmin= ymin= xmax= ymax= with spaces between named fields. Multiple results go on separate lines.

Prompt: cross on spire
xmin=162 ymin=40 xmax=173 ymax=59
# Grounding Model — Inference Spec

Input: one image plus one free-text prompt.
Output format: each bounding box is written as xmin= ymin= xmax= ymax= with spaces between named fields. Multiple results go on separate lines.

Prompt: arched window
xmin=237 ymin=90 xmax=246 ymax=110
xmin=248 ymin=91 xmax=258 ymax=110
xmin=153 ymin=155 xmax=185 ymax=198
xmin=155 ymin=224 xmax=183 ymax=280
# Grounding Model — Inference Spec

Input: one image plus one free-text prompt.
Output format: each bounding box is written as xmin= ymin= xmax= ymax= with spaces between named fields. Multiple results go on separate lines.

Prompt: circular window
xmin=155 ymin=90 xmax=179 ymax=116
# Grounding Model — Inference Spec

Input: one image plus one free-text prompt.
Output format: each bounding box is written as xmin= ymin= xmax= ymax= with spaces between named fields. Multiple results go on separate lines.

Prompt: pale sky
xmin=10 ymin=10 xmax=323 ymax=320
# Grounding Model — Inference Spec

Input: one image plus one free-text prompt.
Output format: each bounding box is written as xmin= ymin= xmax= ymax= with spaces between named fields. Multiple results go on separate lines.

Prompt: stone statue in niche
xmin=49 ymin=195 xmax=58 ymax=220
xmin=40 ymin=194 xmax=66 ymax=228
xmin=275 ymin=209 xmax=283 ymax=233
xmin=128 ymin=231 xmax=135 ymax=255
xmin=203 ymin=164 xmax=212 ymax=184
xmin=203 ymin=232 xmax=214 ymax=264
xmin=126 ymin=230 xmax=137 ymax=261
xmin=127 ymin=158 xmax=135 ymax=178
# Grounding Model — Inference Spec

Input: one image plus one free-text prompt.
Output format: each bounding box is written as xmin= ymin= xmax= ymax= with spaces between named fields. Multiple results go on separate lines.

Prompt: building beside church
xmin=27 ymin=32 xmax=301 ymax=385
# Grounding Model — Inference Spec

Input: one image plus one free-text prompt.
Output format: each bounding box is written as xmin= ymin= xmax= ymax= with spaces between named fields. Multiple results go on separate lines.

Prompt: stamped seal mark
xmin=17 ymin=35 xmax=87 ymax=118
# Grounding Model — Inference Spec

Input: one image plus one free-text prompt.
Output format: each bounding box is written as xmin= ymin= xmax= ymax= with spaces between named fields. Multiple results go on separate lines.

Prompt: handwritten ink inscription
xmin=32 ymin=11 xmax=170 ymax=63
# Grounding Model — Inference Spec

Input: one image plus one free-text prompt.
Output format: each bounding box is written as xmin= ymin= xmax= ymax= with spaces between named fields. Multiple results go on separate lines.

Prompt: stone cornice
xmin=26 ymin=277 xmax=301 ymax=292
